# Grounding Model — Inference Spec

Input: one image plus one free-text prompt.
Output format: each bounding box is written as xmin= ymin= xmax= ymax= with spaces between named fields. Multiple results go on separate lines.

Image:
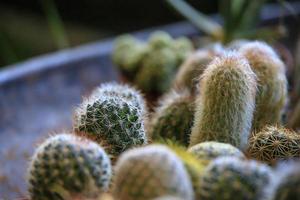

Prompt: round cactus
xmin=149 ymin=90 xmax=194 ymax=146
xmin=172 ymin=37 xmax=194 ymax=64
xmin=149 ymin=31 xmax=173 ymax=49
xmin=271 ymin=162 xmax=300 ymax=200
xmin=190 ymin=52 xmax=257 ymax=150
xmin=112 ymin=145 xmax=194 ymax=200
xmin=188 ymin=141 xmax=245 ymax=161
xmin=174 ymin=44 xmax=223 ymax=93
xmin=239 ymin=41 xmax=288 ymax=131
xmin=73 ymin=91 xmax=147 ymax=158
xmin=112 ymin=34 xmax=147 ymax=76
xmin=199 ymin=157 xmax=273 ymax=200
xmin=247 ymin=126 xmax=300 ymax=165
xmin=27 ymin=134 xmax=112 ymax=200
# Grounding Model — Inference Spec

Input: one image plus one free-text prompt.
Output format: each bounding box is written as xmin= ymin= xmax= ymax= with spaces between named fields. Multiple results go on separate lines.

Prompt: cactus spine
xmin=239 ymin=41 xmax=288 ymax=131
xmin=27 ymin=134 xmax=112 ymax=200
xmin=247 ymin=126 xmax=300 ymax=165
xmin=150 ymin=90 xmax=194 ymax=146
xmin=190 ymin=52 xmax=257 ymax=150
xmin=112 ymin=145 xmax=194 ymax=200
xmin=199 ymin=157 xmax=273 ymax=200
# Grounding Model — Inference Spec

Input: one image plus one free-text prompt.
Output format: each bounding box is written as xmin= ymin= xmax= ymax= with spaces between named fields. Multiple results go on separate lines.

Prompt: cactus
xmin=27 ymin=134 xmax=112 ymax=200
xmin=288 ymin=99 xmax=300 ymax=130
xmin=174 ymin=44 xmax=223 ymax=93
xmin=150 ymin=90 xmax=194 ymax=146
xmin=199 ymin=157 xmax=273 ymax=200
xmin=112 ymin=145 xmax=194 ymax=200
xmin=149 ymin=31 xmax=174 ymax=49
xmin=73 ymin=89 xmax=147 ymax=158
xmin=172 ymin=37 xmax=194 ymax=64
xmin=152 ymin=196 xmax=184 ymax=200
xmin=188 ymin=141 xmax=245 ymax=161
xmin=270 ymin=162 xmax=300 ymax=200
xmin=247 ymin=126 xmax=300 ymax=165
xmin=239 ymin=41 xmax=288 ymax=131
xmin=190 ymin=52 xmax=257 ymax=150
xmin=112 ymin=34 xmax=147 ymax=76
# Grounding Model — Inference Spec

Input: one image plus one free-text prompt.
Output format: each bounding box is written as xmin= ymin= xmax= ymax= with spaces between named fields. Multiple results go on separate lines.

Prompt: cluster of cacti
xmin=27 ymin=134 xmax=112 ymax=200
xmin=73 ymin=83 xmax=147 ymax=158
xmin=247 ymin=126 xmax=300 ymax=165
xmin=199 ymin=157 xmax=273 ymax=200
xmin=149 ymin=89 xmax=194 ymax=146
xmin=112 ymin=144 xmax=194 ymax=200
xmin=113 ymin=31 xmax=194 ymax=94
xmin=190 ymin=52 xmax=257 ymax=150
xmin=239 ymin=41 xmax=288 ymax=132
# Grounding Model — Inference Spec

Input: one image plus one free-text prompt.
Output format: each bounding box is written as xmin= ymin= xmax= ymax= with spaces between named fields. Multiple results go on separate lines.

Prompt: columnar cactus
xmin=270 ymin=162 xmax=300 ymax=200
xmin=239 ymin=41 xmax=288 ymax=131
xmin=150 ymin=90 xmax=194 ymax=146
xmin=199 ymin=157 xmax=273 ymax=200
xmin=190 ymin=52 xmax=257 ymax=150
xmin=247 ymin=126 xmax=300 ymax=165
xmin=73 ymin=85 xmax=147 ymax=157
xmin=27 ymin=134 xmax=112 ymax=200
xmin=112 ymin=145 xmax=194 ymax=200
xmin=188 ymin=141 xmax=245 ymax=161
xmin=174 ymin=44 xmax=223 ymax=93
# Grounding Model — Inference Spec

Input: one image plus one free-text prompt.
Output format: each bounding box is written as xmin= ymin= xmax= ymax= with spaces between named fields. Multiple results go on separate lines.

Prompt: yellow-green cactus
xmin=190 ymin=52 xmax=257 ymax=150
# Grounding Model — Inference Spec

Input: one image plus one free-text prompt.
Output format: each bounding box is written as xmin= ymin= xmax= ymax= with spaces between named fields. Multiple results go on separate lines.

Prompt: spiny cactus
xmin=270 ymin=162 xmax=300 ymax=200
xmin=172 ymin=37 xmax=194 ymax=64
xmin=112 ymin=34 xmax=147 ymax=77
xmin=27 ymin=134 xmax=112 ymax=200
xmin=247 ymin=126 xmax=300 ymax=165
xmin=150 ymin=90 xmax=194 ymax=146
xmin=149 ymin=31 xmax=174 ymax=49
xmin=199 ymin=157 xmax=273 ymax=200
xmin=190 ymin=52 xmax=257 ymax=150
xmin=188 ymin=141 xmax=245 ymax=161
xmin=112 ymin=145 xmax=194 ymax=200
xmin=174 ymin=44 xmax=223 ymax=93
xmin=73 ymin=89 xmax=147 ymax=158
xmin=239 ymin=41 xmax=288 ymax=131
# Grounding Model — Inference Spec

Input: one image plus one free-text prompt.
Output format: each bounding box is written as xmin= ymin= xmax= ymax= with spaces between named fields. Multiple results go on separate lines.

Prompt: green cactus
xmin=112 ymin=144 xmax=194 ymax=200
xmin=27 ymin=134 xmax=112 ymax=200
xmin=172 ymin=37 xmax=194 ymax=64
xmin=73 ymin=87 xmax=147 ymax=158
xmin=150 ymin=90 xmax=194 ymax=146
xmin=247 ymin=126 xmax=300 ymax=165
xmin=190 ymin=52 xmax=257 ymax=150
xmin=199 ymin=157 xmax=273 ymax=200
xmin=188 ymin=141 xmax=245 ymax=161
xmin=173 ymin=44 xmax=223 ymax=93
xmin=149 ymin=31 xmax=174 ymax=49
xmin=112 ymin=34 xmax=147 ymax=77
xmin=239 ymin=41 xmax=288 ymax=131
xmin=271 ymin=162 xmax=300 ymax=200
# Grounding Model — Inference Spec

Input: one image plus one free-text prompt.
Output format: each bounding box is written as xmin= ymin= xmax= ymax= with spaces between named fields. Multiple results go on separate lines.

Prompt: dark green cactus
xmin=247 ymin=126 xmax=300 ymax=165
xmin=190 ymin=52 xmax=257 ymax=150
xmin=27 ymin=134 xmax=112 ymax=200
xmin=112 ymin=145 xmax=194 ymax=200
xmin=199 ymin=157 xmax=273 ymax=200
xmin=150 ymin=90 xmax=194 ymax=146
xmin=239 ymin=41 xmax=288 ymax=132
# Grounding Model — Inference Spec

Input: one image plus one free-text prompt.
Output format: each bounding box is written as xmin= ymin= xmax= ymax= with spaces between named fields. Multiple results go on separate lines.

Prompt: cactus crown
xmin=247 ymin=126 xmax=300 ymax=165
xmin=199 ymin=157 xmax=273 ymax=200
xmin=112 ymin=144 xmax=194 ymax=200
xmin=190 ymin=52 xmax=257 ymax=150
xmin=150 ymin=89 xmax=194 ymax=146
xmin=27 ymin=134 xmax=112 ymax=200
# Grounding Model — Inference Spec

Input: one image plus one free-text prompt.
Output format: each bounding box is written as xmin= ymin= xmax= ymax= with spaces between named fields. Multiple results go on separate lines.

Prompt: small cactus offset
xmin=247 ymin=126 xmax=300 ymax=165
xmin=73 ymin=85 xmax=147 ymax=157
xmin=190 ymin=52 xmax=257 ymax=150
xmin=188 ymin=141 xmax=245 ymax=161
xmin=112 ymin=145 xmax=194 ymax=200
xmin=27 ymin=134 xmax=112 ymax=200
xmin=239 ymin=41 xmax=288 ymax=131
xmin=199 ymin=157 xmax=273 ymax=200
xmin=174 ymin=44 xmax=223 ymax=93
xmin=149 ymin=90 xmax=194 ymax=146
xmin=270 ymin=162 xmax=300 ymax=200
